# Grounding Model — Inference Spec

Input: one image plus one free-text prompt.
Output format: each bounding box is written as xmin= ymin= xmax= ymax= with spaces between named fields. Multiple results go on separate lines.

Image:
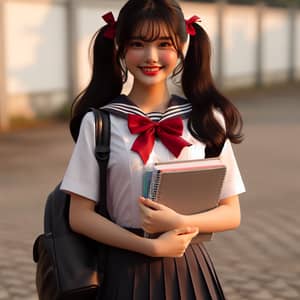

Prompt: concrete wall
xmin=0 ymin=0 xmax=299 ymax=127
xmin=295 ymin=13 xmax=300 ymax=79
xmin=4 ymin=1 xmax=68 ymax=118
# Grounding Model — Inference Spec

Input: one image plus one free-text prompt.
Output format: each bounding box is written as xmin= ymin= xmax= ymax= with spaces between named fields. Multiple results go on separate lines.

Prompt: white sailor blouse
xmin=61 ymin=95 xmax=245 ymax=228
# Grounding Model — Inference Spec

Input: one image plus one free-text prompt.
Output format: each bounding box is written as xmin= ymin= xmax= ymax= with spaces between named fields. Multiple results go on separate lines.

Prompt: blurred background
xmin=0 ymin=0 xmax=299 ymax=129
xmin=0 ymin=1 xmax=299 ymax=300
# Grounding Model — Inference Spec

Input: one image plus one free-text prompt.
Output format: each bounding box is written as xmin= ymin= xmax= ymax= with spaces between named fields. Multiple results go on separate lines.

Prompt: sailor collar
xmin=102 ymin=94 xmax=192 ymax=122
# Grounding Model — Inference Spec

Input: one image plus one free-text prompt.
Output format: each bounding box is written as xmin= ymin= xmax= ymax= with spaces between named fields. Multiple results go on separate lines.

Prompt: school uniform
xmin=61 ymin=94 xmax=245 ymax=300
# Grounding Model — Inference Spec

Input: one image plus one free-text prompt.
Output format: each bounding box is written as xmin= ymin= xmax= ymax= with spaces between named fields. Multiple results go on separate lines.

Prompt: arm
xmin=139 ymin=195 xmax=241 ymax=234
xmin=180 ymin=195 xmax=241 ymax=232
xmin=69 ymin=193 xmax=199 ymax=258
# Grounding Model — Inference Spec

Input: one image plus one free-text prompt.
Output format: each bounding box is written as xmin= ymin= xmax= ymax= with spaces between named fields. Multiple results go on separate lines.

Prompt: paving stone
xmin=0 ymin=289 xmax=9 ymax=299
xmin=280 ymin=271 xmax=300 ymax=280
xmin=240 ymin=280 xmax=261 ymax=292
xmin=267 ymin=278 xmax=290 ymax=290
xmin=9 ymin=286 xmax=30 ymax=296
xmin=237 ymin=263 xmax=260 ymax=273
xmin=251 ymin=273 xmax=274 ymax=282
xmin=1 ymin=87 xmax=300 ymax=300
xmin=22 ymin=296 xmax=38 ymax=300
xmin=14 ymin=256 xmax=33 ymax=265
xmin=278 ymin=288 xmax=300 ymax=299
xmin=226 ymin=273 xmax=250 ymax=283
xmin=290 ymin=280 xmax=300 ymax=288
xmin=3 ymin=277 xmax=24 ymax=287
xmin=223 ymin=286 xmax=241 ymax=298
xmin=0 ymin=269 xmax=20 ymax=279
xmin=252 ymin=290 xmax=274 ymax=300
xmin=226 ymin=295 xmax=242 ymax=300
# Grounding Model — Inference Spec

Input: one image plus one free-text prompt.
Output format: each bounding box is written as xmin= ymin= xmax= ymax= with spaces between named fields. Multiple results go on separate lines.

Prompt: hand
xmin=139 ymin=197 xmax=185 ymax=234
xmin=151 ymin=227 xmax=199 ymax=257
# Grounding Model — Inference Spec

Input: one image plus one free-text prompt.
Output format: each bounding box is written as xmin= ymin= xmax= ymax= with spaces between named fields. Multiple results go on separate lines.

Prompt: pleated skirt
xmin=98 ymin=229 xmax=226 ymax=300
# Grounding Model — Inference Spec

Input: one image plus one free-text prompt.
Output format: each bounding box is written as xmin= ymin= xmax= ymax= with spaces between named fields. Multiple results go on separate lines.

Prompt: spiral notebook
xmin=143 ymin=158 xmax=226 ymax=242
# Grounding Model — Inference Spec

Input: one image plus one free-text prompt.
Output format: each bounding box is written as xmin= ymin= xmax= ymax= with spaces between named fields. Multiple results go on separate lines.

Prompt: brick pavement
xmin=0 ymin=85 xmax=299 ymax=299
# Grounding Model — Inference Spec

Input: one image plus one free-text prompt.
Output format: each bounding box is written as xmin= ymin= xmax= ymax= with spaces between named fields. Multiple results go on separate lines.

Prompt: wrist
xmin=178 ymin=213 xmax=188 ymax=228
xmin=136 ymin=236 xmax=157 ymax=257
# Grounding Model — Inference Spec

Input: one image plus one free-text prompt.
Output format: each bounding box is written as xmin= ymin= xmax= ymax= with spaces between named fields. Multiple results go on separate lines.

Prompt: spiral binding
xmin=148 ymin=170 xmax=161 ymax=200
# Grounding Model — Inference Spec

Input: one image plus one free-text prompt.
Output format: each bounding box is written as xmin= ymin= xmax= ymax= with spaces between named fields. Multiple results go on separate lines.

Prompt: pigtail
xmin=70 ymin=25 xmax=123 ymax=141
xmin=182 ymin=23 xmax=243 ymax=157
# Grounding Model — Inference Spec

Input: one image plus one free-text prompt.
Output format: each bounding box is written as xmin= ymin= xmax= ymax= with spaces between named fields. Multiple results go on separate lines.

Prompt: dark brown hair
xmin=70 ymin=0 xmax=243 ymax=155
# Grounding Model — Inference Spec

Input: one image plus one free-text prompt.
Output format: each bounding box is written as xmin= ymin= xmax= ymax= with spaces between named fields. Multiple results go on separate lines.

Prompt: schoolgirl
xmin=61 ymin=0 xmax=245 ymax=299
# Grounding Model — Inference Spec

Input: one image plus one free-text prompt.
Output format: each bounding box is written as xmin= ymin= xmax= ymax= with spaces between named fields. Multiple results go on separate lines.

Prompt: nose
xmin=144 ymin=45 xmax=158 ymax=64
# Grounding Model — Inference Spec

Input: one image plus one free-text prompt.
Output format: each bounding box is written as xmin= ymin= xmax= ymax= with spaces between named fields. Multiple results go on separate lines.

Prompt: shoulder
xmin=75 ymin=112 xmax=96 ymax=146
xmin=78 ymin=111 xmax=100 ymax=134
xmin=81 ymin=111 xmax=95 ymax=126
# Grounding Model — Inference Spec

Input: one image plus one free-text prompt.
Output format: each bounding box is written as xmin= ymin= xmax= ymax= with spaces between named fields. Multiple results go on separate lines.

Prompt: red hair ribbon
xmin=185 ymin=15 xmax=201 ymax=36
xmin=128 ymin=114 xmax=191 ymax=164
xmin=102 ymin=12 xmax=117 ymax=39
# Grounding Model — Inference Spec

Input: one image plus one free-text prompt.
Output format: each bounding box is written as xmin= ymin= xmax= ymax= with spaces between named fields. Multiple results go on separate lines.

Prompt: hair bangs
xmin=133 ymin=18 xmax=178 ymax=46
xmin=117 ymin=4 xmax=186 ymax=54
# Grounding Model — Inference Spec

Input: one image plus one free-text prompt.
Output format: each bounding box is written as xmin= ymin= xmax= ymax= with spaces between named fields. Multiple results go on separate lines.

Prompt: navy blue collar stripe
xmin=103 ymin=104 xmax=146 ymax=117
xmin=102 ymin=95 xmax=192 ymax=121
xmin=164 ymin=106 xmax=192 ymax=116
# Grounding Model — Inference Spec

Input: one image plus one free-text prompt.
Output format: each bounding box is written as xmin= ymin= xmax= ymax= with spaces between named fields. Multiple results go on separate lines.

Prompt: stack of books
xmin=142 ymin=157 xmax=226 ymax=242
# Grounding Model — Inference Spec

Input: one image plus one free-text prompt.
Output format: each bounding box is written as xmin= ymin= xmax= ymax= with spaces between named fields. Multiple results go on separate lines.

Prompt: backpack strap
xmin=90 ymin=108 xmax=111 ymax=220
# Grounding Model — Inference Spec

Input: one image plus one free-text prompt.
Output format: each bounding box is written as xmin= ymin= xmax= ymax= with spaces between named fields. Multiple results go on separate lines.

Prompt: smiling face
xmin=124 ymin=23 xmax=180 ymax=88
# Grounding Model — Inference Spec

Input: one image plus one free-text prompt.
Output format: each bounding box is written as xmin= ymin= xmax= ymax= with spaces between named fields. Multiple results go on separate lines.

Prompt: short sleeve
xmin=212 ymin=108 xmax=245 ymax=199
xmin=60 ymin=112 xmax=99 ymax=202
xmin=219 ymin=139 xmax=246 ymax=199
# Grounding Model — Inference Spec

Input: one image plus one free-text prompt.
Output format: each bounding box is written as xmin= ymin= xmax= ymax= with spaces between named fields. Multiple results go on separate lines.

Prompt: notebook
xmin=143 ymin=158 xmax=226 ymax=242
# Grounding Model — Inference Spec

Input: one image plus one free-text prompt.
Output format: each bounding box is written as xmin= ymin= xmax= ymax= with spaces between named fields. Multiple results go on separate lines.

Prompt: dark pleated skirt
xmin=98 ymin=229 xmax=226 ymax=300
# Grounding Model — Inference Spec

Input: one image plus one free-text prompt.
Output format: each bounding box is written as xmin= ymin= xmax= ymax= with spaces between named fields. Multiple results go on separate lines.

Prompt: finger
xmin=139 ymin=202 xmax=147 ymax=214
xmin=174 ymin=227 xmax=191 ymax=235
xmin=139 ymin=201 xmax=152 ymax=213
xmin=186 ymin=229 xmax=199 ymax=239
xmin=140 ymin=197 xmax=162 ymax=210
xmin=189 ymin=227 xmax=199 ymax=236
xmin=185 ymin=229 xmax=200 ymax=242
xmin=174 ymin=227 xmax=199 ymax=235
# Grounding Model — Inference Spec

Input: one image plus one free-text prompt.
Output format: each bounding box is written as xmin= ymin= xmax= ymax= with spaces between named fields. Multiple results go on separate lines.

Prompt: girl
xmin=61 ymin=0 xmax=245 ymax=299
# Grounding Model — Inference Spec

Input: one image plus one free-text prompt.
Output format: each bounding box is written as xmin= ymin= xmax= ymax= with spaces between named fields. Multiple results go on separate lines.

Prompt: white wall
xmin=223 ymin=5 xmax=257 ymax=87
xmin=65 ymin=1 xmax=300 ymax=92
xmin=77 ymin=2 xmax=122 ymax=91
xmin=262 ymin=7 xmax=290 ymax=83
xmin=5 ymin=2 xmax=67 ymax=93
xmin=180 ymin=3 xmax=218 ymax=75
xmin=1 ymin=0 xmax=299 ymax=119
xmin=296 ymin=13 xmax=300 ymax=80
xmin=4 ymin=1 xmax=67 ymax=116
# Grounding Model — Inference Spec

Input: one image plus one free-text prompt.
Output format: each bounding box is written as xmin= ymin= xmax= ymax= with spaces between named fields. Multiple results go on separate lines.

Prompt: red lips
xmin=139 ymin=66 xmax=162 ymax=76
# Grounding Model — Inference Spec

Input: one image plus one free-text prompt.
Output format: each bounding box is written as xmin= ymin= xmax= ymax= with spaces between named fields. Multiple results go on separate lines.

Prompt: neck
xmin=127 ymin=81 xmax=170 ymax=113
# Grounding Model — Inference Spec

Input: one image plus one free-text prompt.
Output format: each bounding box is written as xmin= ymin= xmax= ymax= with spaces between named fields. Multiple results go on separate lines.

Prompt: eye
xmin=129 ymin=41 xmax=144 ymax=48
xmin=158 ymin=41 xmax=173 ymax=48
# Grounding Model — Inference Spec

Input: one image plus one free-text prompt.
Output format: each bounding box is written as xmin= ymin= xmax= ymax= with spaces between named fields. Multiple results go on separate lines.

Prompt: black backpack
xmin=33 ymin=109 xmax=111 ymax=300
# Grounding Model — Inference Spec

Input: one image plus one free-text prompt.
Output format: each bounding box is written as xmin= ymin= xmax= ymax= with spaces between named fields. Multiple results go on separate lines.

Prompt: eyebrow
xmin=130 ymin=36 xmax=172 ymax=41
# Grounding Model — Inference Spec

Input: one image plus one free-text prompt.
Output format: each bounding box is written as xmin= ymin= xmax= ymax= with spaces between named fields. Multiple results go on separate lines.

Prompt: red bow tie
xmin=128 ymin=114 xmax=191 ymax=164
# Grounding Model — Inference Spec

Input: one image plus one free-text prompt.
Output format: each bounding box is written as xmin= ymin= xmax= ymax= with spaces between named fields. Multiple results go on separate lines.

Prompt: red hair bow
xmin=102 ymin=12 xmax=117 ymax=39
xmin=185 ymin=15 xmax=201 ymax=36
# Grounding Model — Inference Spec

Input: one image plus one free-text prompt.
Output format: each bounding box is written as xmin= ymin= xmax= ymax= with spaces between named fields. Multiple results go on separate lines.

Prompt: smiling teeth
xmin=142 ymin=67 xmax=160 ymax=72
